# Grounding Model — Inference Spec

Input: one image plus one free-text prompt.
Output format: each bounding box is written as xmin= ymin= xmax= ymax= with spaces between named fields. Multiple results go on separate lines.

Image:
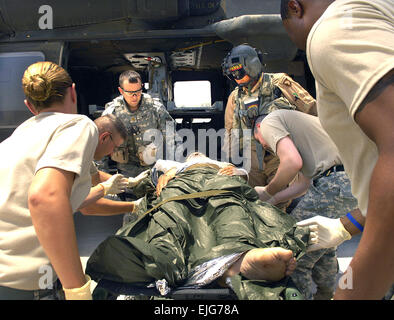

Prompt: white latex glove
xmin=128 ymin=169 xmax=150 ymax=188
xmin=63 ymin=275 xmax=92 ymax=300
xmin=99 ymin=174 xmax=128 ymax=195
xmin=296 ymin=216 xmax=351 ymax=252
xmin=255 ymin=186 xmax=275 ymax=202
xmin=132 ymin=197 xmax=144 ymax=213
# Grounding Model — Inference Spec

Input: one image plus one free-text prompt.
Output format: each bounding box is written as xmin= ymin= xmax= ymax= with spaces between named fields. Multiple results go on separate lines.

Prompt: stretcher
xmin=87 ymin=168 xmax=307 ymax=300
xmin=93 ymin=279 xmax=238 ymax=300
xmin=93 ymin=277 xmax=304 ymax=300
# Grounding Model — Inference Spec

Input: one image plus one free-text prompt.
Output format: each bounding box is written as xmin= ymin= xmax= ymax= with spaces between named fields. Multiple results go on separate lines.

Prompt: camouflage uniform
xmin=224 ymin=72 xmax=295 ymax=210
xmin=289 ymin=171 xmax=358 ymax=300
xmin=103 ymin=93 xmax=177 ymax=178
xmin=232 ymin=73 xmax=295 ymax=132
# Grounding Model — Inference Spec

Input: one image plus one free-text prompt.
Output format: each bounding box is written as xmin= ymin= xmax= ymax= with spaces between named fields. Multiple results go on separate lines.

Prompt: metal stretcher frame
xmin=94 ymin=279 xmax=238 ymax=300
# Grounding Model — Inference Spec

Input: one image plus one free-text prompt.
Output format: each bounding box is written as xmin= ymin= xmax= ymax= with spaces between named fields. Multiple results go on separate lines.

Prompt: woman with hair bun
xmin=0 ymin=61 xmax=110 ymax=300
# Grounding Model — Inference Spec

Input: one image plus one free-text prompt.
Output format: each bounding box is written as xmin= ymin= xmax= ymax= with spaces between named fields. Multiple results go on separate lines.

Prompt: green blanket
xmin=86 ymin=167 xmax=309 ymax=299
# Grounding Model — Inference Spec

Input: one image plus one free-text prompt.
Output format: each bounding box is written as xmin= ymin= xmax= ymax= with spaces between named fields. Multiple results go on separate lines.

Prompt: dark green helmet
xmin=222 ymin=44 xmax=263 ymax=81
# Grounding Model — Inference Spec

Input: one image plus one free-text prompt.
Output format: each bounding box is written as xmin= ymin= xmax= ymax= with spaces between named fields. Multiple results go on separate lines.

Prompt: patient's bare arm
xmin=156 ymin=167 xmax=178 ymax=196
xmin=218 ymin=165 xmax=248 ymax=181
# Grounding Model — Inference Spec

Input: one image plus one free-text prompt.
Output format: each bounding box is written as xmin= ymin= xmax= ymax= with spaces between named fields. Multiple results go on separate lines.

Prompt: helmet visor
xmin=228 ymin=63 xmax=246 ymax=80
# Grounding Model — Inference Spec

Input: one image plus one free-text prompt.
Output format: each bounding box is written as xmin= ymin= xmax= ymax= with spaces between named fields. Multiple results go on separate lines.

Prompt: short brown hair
xmin=94 ymin=114 xmax=127 ymax=140
xmin=22 ymin=61 xmax=73 ymax=111
xmin=118 ymin=70 xmax=142 ymax=87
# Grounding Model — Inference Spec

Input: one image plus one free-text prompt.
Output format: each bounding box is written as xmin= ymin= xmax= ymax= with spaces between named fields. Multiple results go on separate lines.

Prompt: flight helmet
xmin=222 ymin=44 xmax=264 ymax=81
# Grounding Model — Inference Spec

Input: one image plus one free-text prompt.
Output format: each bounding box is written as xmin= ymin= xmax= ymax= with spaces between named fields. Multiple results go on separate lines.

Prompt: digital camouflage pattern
xmin=289 ymin=171 xmax=358 ymax=300
xmin=103 ymin=93 xmax=177 ymax=177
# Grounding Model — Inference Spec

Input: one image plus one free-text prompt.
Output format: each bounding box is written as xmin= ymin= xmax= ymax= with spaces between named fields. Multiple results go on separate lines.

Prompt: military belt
xmin=314 ymin=165 xmax=344 ymax=181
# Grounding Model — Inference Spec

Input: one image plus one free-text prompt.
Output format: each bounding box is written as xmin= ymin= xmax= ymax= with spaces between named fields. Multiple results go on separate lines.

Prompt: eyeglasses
xmin=120 ymin=87 xmax=143 ymax=96
xmin=109 ymin=133 xmax=122 ymax=148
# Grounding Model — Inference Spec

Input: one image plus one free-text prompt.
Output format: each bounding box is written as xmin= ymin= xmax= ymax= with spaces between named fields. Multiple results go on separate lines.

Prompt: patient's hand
xmin=218 ymin=165 xmax=248 ymax=181
xmin=217 ymin=165 xmax=236 ymax=176
xmin=156 ymin=167 xmax=177 ymax=196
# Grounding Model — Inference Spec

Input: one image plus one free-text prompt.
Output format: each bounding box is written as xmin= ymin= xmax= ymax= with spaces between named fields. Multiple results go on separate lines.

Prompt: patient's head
xmin=186 ymin=152 xmax=208 ymax=162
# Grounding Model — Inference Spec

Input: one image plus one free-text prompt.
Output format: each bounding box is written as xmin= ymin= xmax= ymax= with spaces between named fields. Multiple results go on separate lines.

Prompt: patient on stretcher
xmin=154 ymin=153 xmax=298 ymax=285
xmin=86 ymin=153 xmax=311 ymax=299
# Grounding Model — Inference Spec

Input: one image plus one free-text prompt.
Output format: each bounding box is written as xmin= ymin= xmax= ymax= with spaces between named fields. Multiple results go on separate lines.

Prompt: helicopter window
xmin=174 ymin=80 xmax=212 ymax=108
xmin=0 ymin=51 xmax=45 ymax=127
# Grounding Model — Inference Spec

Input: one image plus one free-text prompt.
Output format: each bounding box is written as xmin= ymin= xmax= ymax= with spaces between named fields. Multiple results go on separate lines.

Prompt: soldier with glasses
xmin=103 ymin=70 xmax=178 ymax=199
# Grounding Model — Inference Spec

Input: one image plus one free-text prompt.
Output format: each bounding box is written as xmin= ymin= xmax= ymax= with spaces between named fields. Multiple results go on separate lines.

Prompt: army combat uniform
xmin=290 ymin=171 xmax=358 ymax=300
xmin=224 ymin=72 xmax=296 ymax=210
xmin=103 ymin=93 xmax=177 ymax=178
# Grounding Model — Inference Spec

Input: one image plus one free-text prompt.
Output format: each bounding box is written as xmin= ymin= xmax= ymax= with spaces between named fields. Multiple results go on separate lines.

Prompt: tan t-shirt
xmin=0 ymin=112 xmax=98 ymax=290
xmin=306 ymin=0 xmax=394 ymax=216
xmin=260 ymin=110 xmax=342 ymax=179
xmin=90 ymin=161 xmax=99 ymax=176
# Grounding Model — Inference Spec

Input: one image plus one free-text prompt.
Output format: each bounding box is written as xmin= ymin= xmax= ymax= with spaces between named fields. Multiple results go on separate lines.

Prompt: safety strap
xmin=139 ymin=189 xmax=232 ymax=220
